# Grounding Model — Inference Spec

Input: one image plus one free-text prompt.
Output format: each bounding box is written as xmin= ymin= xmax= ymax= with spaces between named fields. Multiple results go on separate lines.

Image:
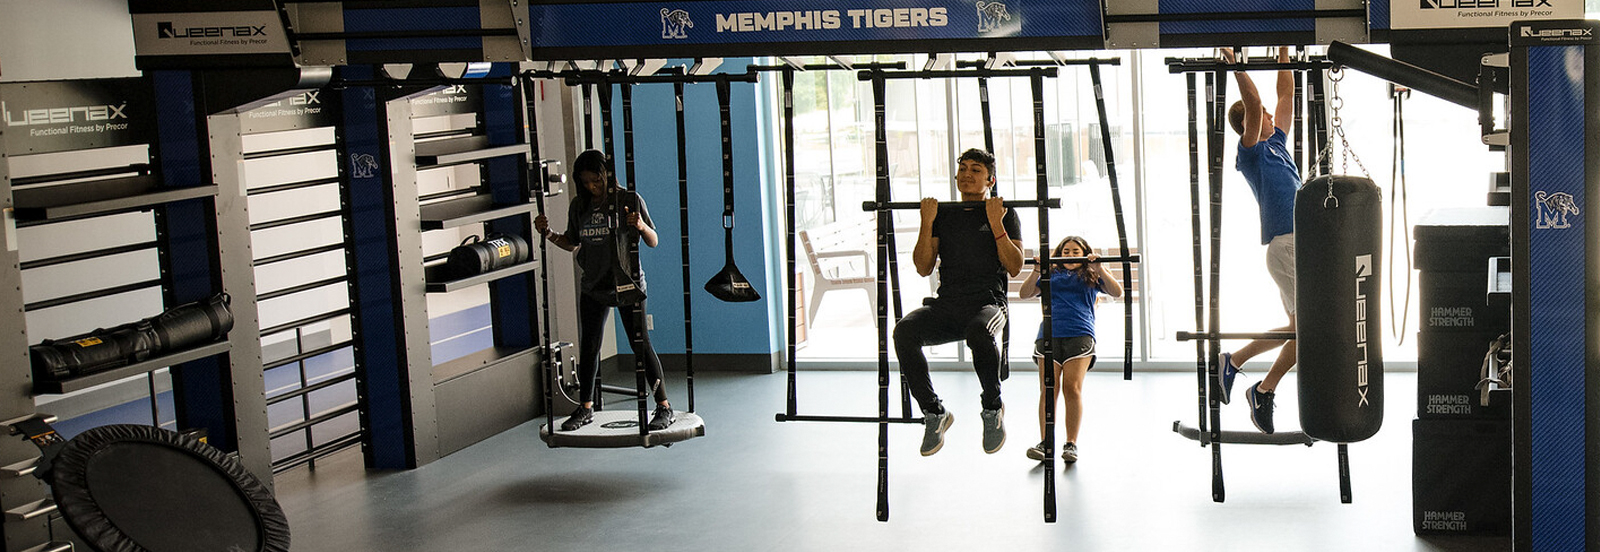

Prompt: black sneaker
xmin=561 ymin=406 xmax=593 ymax=431
xmin=647 ymin=405 xmax=677 ymax=431
xmin=1026 ymin=440 xmax=1049 ymax=461
xmin=1061 ymin=442 xmax=1079 ymax=463
xmin=1247 ymin=385 xmax=1276 ymax=434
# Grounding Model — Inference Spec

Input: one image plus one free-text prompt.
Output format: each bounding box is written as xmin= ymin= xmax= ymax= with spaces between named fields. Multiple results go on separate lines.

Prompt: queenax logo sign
xmin=157 ymin=21 xmax=267 ymax=39
xmin=1420 ymin=0 xmax=1551 ymax=8
xmin=1520 ymin=26 xmax=1594 ymax=38
xmin=3 ymin=101 xmax=128 ymax=127
xmin=661 ymin=8 xmax=694 ymax=39
xmin=1354 ymin=254 xmax=1372 ymax=408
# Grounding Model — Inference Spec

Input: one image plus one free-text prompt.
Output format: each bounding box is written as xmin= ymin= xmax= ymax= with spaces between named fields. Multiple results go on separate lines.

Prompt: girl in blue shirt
xmin=1017 ymin=236 xmax=1123 ymax=463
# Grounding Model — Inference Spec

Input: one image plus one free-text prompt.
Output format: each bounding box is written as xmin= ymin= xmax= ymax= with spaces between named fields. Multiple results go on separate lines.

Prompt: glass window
xmin=787 ymin=46 xmax=1502 ymax=367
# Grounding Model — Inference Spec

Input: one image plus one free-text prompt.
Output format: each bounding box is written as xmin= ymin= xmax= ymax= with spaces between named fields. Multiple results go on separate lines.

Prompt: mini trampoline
xmin=16 ymin=421 xmax=290 ymax=552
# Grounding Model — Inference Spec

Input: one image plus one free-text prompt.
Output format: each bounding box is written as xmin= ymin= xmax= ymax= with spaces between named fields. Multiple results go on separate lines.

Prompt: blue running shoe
xmin=1216 ymin=352 xmax=1240 ymax=405
xmin=1246 ymin=385 xmax=1276 ymax=434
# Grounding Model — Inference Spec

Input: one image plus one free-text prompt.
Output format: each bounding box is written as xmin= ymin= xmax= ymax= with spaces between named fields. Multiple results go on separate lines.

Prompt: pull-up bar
xmin=541 ymin=70 xmax=761 ymax=86
xmin=1025 ymin=255 xmax=1140 ymax=265
xmin=747 ymin=61 xmax=907 ymax=72
xmin=1166 ymin=58 xmax=1333 ymax=74
xmin=862 ymin=199 xmax=1060 ymax=211
xmin=857 ymin=67 xmax=1058 ymax=81
xmin=954 ymin=58 xmax=1121 ymax=68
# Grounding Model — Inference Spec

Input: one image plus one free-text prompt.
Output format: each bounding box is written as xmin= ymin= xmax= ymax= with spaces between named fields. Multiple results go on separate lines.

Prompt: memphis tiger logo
xmin=661 ymin=8 xmax=693 ymax=39
xmin=975 ymin=1 xmax=1011 ymax=33
xmin=350 ymin=153 xmax=380 ymax=179
xmin=1534 ymin=190 xmax=1580 ymax=229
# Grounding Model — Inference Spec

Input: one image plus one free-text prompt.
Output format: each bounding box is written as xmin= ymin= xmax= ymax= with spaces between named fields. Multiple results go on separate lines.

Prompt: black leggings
xmin=577 ymin=293 xmax=667 ymax=405
xmin=893 ymin=299 xmax=1007 ymax=412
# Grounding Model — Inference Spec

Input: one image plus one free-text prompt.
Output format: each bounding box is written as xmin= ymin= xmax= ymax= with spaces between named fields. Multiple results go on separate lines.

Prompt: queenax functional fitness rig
xmin=4 ymin=0 xmax=1573 ymax=548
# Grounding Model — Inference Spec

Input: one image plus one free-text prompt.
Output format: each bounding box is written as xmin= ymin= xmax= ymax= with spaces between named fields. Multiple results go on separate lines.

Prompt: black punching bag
xmin=1296 ymin=175 xmax=1384 ymax=443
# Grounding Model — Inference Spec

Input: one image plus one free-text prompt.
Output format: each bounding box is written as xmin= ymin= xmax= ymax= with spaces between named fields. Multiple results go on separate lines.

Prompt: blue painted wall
xmin=606 ymin=60 xmax=784 ymax=358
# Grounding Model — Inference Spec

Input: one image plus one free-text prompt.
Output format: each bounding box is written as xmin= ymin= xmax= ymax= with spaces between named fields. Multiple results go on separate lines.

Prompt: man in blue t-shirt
xmin=1214 ymin=47 xmax=1301 ymax=434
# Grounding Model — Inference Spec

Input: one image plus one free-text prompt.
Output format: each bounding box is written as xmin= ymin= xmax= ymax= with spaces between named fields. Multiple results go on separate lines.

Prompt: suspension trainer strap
xmin=621 ymin=82 xmax=650 ymax=436
xmin=676 ymin=80 xmax=696 ymax=412
xmin=1207 ymin=69 xmax=1229 ymax=503
xmin=524 ymin=75 xmax=556 ymax=435
xmin=582 ymin=83 xmax=594 ymax=150
xmin=1030 ymin=71 xmax=1057 ymax=524
xmin=598 ymin=79 xmax=614 ymax=158
xmin=1187 ymin=72 xmax=1208 ymax=440
xmin=717 ymin=80 xmax=736 ymax=260
xmin=870 ymin=72 xmax=891 ymax=523
xmin=1089 ymin=63 xmax=1136 ymax=381
xmin=780 ymin=70 xmax=798 ymax=417
xmin=979 ymin=76 xmax=996 ymax=160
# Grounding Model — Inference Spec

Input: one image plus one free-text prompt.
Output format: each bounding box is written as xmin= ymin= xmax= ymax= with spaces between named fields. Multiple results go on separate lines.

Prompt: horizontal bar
xmin=25 ymin=279 xmax=161 ymax=311
xmin=248 ymin=176 xmax=341 ymax=197
xmin=249 ymin=209 xmax=342 ymax=232
xmin=21 ymin=241 xmax=157 ymax=270
xmin=746 ymin=61 xmax=908 ymax=72
xmin=425 ymin=259 xmax=538 ymax=293
xmin=859 ymin=67 xmax=1057 ymax=81
xmin=954 ymin=58 xmax=1122 ymax=68
xmin=4 ymin=499 xmax=56 ymax=521
xmin=1173 ymin=422 xmax=1316 ymax=446
xmin=1175 ymin=331 xmax=1295 ymax=341
xmin=333 ymin=77 xmax=516 ymax=89
xmin=18 ymin=541 xmax=73 ymax=552
xmin=254 ymin=242 xmax=346 ymax=267
xmin=257 ymin=275 xmax=347 ymax=302
xmin=863 ymin=198 xmax=1060 ymax=211
xmin=267 ymin=370 xmax=357 ymax=406
xmin=295 ymin=28 xmax=518 ymax=41
xmin=269 ymin=401 xmax=360 ymax=439
xmin=264 ymin=340 xmax=354 ymax=372
xmin=1165 ymin=59 xmax=1335 ymax=74
xmin=0 ymin=458 xmax=38 ymax=477
xmin=599 ymin=383 xmax=642 ymax=397
xmin=554 ymin=70 xmax=762 ymax=86
xmin=10 ymin=164 xmax=149 ymax=187
xmin=775 ymin=413 xmax=925 ymax=424
xmin=419 ymin=187 xmax=482 ymax=203
xmin=1326 ymin=41 xmax=1479 ymax=110
xmin=1025 ymin=255 xmax=1141 ymax=265
xmin=1107 ymin=9 xmax=1364 ymax=24
xmin=241 ymin=144 xmax=337 ymax=161
xmin=260 ymin=307 xmax=352 ymax=337
xmin=271 ymin=432 xmax=364 ymax=474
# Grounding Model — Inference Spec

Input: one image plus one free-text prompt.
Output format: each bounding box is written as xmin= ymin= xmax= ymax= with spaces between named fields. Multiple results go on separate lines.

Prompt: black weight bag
xmin=150 ymin=293 xmax=234 ymax=353
xmin=1296 ymin=175 xmax=1384 ymax=443
xmin=445 ymin=233 xmax=531 ymax=280
xmin=29 ymin=321 xmax=158 ymax=381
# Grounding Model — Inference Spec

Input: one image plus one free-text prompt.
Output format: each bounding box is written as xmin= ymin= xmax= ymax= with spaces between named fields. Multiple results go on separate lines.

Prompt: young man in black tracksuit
xmin=895 ymin=148 xmax=1024 ymax=456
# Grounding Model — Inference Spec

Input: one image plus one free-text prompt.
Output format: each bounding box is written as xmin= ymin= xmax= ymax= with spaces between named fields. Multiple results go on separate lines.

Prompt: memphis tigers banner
xmin=528 ymin=0 xmax=1103 ymax=56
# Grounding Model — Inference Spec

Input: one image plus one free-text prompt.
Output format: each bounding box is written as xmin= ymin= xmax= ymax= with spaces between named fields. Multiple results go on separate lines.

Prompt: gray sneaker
xmin=980 ymin=406 xmax=1005 ymax=454
xmin=1062 ymin=442 xmax=1079 ymax=463
xmin=920 ymin=409 xmax=954 ymax=456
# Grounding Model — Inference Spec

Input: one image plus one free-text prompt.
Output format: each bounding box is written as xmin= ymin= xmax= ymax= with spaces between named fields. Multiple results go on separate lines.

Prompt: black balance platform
xmin=540 ymin=410 xmax=705 ymax=449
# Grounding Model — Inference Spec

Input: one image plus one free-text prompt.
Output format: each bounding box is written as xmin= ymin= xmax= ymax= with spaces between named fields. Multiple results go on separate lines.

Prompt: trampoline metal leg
xmin=1338 ymin=443 xmax=1353 ymax=504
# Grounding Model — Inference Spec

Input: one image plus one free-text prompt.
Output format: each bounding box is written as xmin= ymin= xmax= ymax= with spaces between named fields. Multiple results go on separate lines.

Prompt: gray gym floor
xmin=276 ymin=369 xmax=1509 ymax=551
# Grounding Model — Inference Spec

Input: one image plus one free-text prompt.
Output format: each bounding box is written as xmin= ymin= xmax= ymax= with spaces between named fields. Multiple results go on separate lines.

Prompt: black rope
xmin=1088 ymin=64 xmax=1136 ymax=381
xmin=1389 ymin=85 xmax=1412 ymax=346
xmin=620 ymin=82 xmax=651 ymax=436
xmin=676 ymin=79 xmax=696 ymax=413
xmin=869 ymin=73 xmax=891 ymax=523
